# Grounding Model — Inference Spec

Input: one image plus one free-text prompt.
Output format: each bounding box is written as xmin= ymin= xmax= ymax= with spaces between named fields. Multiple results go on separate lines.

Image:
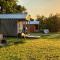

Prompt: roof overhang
xmin=0 ymin=13 xmax=27 ymax=19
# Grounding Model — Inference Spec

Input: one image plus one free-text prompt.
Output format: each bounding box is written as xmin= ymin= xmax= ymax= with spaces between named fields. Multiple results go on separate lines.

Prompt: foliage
xmin=36 ymin=14 xmax=60 ymax=32
xmin=0 ymin=0 xmax=26 ymax=13
xmin=36 ymin=15 xmax=47 ymax=32
xmin=46 ymin=14 xmax=60 ymax=32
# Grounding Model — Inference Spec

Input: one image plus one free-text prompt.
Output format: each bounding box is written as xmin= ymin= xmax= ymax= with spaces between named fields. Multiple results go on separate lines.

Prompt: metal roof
xmin=0 ymin=13 xmax=27 ymax=19
xmin=28 ymin=20 xmax=39 ymax=24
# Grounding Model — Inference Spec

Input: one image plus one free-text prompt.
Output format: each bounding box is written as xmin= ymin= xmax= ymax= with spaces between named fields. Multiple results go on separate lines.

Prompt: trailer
xmin=0 ymin=13 xmax=27 ymax=36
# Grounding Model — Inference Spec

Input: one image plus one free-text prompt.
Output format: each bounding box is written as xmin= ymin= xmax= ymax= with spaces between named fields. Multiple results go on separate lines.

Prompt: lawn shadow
xmin=0 ymin=38 xmax=26 ymax=48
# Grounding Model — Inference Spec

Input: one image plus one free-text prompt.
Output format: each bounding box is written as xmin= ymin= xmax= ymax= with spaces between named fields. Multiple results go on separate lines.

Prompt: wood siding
xmin=0 ymin=19 xmax=17 ymax=36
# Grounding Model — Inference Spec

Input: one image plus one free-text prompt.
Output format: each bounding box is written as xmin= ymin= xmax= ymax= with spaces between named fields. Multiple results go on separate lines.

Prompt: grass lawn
xmin=0 ymin=33 xmax=60 ymax=60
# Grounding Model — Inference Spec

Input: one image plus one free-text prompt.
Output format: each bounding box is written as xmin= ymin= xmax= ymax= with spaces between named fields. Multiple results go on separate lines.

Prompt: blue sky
xmin=18 ymin=0 xmax=60 ymax=18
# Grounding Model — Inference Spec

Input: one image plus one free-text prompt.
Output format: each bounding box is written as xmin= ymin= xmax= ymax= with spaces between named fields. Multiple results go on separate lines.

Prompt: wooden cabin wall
xmin=0 ymin=19 xmax=17 ymax=36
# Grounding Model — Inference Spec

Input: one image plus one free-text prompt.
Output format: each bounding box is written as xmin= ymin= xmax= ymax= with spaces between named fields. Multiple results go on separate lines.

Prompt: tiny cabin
xmin=27 ymin=20 xmax=39 ymax=32
xmin=0 ymin=13 xmax=27 ymax=36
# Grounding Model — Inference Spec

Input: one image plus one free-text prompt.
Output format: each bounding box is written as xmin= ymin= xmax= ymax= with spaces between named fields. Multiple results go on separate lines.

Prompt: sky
xmin=18 ymin=0 xmax=60 ymax=18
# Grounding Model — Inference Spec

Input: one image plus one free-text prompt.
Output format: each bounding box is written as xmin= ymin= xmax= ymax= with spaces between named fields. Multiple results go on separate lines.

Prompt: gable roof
xmin=0 ymin=13 xmax=27 ymax=19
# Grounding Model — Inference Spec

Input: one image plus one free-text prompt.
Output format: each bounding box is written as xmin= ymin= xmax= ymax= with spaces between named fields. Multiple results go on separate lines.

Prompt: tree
xmin=36 ymin=15 xmax=47 ymax=32
xmin=0 ymin=0 xmax=26 ymax=13
xmin=36 ymin=14 xmax=60 ymax=32
xmin=46 ymin=14 xmax=60 ymax=32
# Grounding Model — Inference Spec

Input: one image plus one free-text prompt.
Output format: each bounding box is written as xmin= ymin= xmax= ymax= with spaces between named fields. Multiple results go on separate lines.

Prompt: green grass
xmin=40 ymin=34 xmax=60 ymax=39
xmin=30 ymin=32 xmax=60 ymax=39
xmin=0 ymin=33 xmax=60 ymax=60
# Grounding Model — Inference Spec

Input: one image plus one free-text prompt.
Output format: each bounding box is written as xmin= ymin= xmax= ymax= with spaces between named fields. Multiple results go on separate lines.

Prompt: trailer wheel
xmin=1 ymin=39 xmax=7 ymax=45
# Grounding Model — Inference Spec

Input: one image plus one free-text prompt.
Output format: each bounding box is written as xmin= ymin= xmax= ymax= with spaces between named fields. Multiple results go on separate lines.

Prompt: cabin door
xmin=17 ymin=21 xmax=23 ymax=33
